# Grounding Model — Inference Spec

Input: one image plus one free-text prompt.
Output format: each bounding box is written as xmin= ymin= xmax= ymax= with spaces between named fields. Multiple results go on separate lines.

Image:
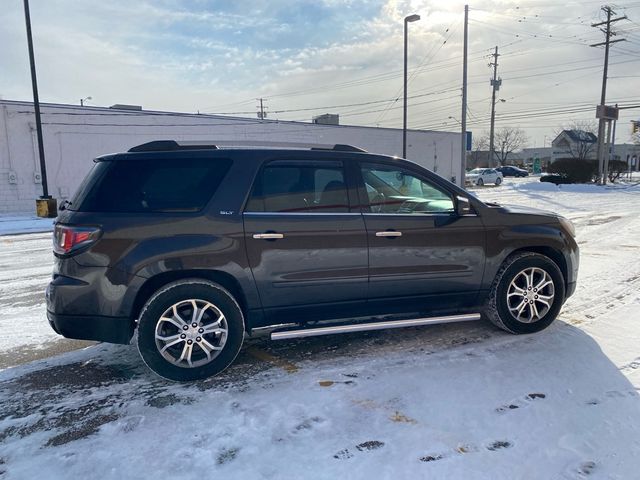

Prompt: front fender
xmin=482 ymin=223 xmax=578 ymax=291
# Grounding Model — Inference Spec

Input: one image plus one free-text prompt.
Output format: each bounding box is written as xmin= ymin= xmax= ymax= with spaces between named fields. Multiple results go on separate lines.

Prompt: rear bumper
xmin=45 ymin=265 xmax=141 ymax=345
xmin=47 ymin=311 xmax=134 ymax=345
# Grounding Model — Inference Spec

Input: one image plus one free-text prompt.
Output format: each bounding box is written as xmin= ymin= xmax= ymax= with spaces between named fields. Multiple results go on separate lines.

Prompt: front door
xmin=357 ymin=161 xmax=486 ymax=312
xmin=243 ymin=160 xmax=368 ymax=323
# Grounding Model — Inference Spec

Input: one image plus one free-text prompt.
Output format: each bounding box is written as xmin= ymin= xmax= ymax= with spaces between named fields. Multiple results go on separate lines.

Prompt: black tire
xmin=477 ymin=178 xmax=484 ymax=186
xmin=137 ymin=279 xmax=245 ymax=381
xmin=495 ymin=177 xmax=502 ymax=185
xmin=484 ymin=252 xmax=565 ymax=334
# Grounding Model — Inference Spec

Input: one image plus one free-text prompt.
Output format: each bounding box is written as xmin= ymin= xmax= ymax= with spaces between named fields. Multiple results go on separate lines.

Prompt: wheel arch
xmin=131 ymin=270 xmax=250 ymax=329
xmin=506 ymin=246 xmax=568 ymax=289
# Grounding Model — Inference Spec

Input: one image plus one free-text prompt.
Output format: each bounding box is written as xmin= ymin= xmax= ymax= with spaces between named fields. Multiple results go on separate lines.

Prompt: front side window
xmin=361 ymin=163 xmax=454 ymax=214
xmin=246 ymin=164 xmax=349 ymax=213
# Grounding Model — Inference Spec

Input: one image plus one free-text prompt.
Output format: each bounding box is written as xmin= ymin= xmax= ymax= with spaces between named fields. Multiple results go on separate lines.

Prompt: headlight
xmin=558 ymin=216 xmax=576 ymax=237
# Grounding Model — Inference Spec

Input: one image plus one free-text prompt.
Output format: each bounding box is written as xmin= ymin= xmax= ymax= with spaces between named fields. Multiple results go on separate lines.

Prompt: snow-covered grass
xmin=0 ymin=179 xmax=639 ymax=479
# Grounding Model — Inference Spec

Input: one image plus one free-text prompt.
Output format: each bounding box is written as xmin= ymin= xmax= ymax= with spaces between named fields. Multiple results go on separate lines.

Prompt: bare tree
xmin=493 ymin=127 xmax=528 ymax=165
xmin=555 ymin=120 xmax=598 ymax=161
xmin=469 ymin=134 xmax=489 ymax=168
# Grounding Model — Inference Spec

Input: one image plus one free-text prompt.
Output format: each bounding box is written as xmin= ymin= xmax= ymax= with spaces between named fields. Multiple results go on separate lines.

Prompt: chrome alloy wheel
xmin=154 ymin=299 xmax=228 ymax=368
xmin=506 ymin=267 xmax=555 ymax=323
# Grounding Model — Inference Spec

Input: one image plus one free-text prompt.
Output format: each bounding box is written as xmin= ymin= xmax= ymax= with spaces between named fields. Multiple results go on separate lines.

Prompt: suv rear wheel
xmin=137 ymin=279 xmax=244 ymax=381
xmin=485 ymin=252 xmax=565 ymax=334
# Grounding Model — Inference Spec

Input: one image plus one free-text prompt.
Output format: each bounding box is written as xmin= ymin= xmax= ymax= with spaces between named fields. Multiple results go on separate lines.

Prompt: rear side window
xmin=246 ymin=164 xmax=349 ymax=213
xmin=73 ymin=158 xmax=231 ymax=213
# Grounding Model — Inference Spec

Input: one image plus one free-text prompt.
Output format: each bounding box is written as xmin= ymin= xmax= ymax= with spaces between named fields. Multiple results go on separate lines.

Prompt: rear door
xmin=356 ymin=160 xmax=486 ymax=312
xmin=243 ymin=159 xmax=368 ymax=322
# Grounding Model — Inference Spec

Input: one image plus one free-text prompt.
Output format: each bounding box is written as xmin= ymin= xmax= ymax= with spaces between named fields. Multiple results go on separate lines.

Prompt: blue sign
xmin=466 ymin=131 xmax=472 ymax=151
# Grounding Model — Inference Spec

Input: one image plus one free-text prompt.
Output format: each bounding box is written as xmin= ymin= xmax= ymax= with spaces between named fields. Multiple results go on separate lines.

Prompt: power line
xmin=203 ymin=88 xmax=460 ymax=116
xmin=374 ymin=20 xmax=460 ymax=125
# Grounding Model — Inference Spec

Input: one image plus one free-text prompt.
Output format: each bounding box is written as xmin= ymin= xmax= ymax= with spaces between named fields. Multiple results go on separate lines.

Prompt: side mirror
xmin=456 ymin=196 xmax=472 ymax=216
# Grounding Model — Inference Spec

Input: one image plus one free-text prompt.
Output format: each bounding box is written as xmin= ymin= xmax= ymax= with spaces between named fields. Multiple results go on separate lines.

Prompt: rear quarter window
xmin=73 ymin=157 xmax=232 ymax=213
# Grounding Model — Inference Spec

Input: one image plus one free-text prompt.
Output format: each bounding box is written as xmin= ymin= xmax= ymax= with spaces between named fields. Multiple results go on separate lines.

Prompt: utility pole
xmin=23 ymin=0 xmax=53 ymax=216
xmin=403 ymin=14 xmax=421 ymax=159
xmin=608 ymin=103 xmax=618 ymax=179
xmin=257 ymin=98 xmax=267 ymax=120
xmin=460 ymin=4 xmax=469 ymax=186
xmin=488 ymin=46 xmax=501 ymax=168
xmin=591 ymin=6 xmax=627 ymax=184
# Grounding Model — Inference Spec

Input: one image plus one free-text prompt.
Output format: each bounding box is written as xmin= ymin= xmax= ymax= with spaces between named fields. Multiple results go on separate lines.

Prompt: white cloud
xmin=1 ymin=0 xmax=639 ymax=146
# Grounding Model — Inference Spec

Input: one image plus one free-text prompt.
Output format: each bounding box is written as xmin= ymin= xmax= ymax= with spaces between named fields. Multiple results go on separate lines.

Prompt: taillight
xmin=53 ymin=225 xmax=101 ymax=255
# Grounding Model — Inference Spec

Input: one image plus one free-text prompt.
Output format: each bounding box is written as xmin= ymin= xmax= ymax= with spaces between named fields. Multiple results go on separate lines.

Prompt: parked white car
xmin=466 ymin=168 xmax=503 ymax=186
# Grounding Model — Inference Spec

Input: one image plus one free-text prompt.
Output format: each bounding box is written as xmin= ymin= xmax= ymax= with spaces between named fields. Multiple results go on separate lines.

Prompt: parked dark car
xmin=540 ymin=173 xmax=571 ymax=185
xmin=496 ymin=165 xmax=529 ymax=177
xmin=47 ymin=140 xmax=579 ymax=381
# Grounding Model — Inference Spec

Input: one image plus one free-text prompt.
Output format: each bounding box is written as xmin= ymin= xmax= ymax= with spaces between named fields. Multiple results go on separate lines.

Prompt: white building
xmin=551 ymin=130 xmax=598 ymax=162
xmin=612 ymin=143 xmax=640 ymax=171
xmin=0 ymin=100 xmax=462 ymax=214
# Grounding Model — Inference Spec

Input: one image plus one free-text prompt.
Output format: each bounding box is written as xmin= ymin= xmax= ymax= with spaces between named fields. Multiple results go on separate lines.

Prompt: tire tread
xmin=485 ymin=251 xmax=553 ymax=334
xmin=136 ymin=278 xmax=245 ymax=381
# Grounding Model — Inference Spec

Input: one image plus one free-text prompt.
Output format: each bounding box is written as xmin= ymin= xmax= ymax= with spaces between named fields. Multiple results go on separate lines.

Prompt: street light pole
xmin=23 ymin=0 xmax=50 ymax=201
xmin=403 ymin=13 xmax=420 ymax=159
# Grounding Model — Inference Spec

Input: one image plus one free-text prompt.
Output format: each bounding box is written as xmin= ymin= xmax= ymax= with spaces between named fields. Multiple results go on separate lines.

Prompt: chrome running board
xmin=270 ymin=313 xmax=482 ymax=340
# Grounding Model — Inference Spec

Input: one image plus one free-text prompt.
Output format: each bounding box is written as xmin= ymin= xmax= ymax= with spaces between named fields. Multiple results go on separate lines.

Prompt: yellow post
xmin=36 ymin=198 xmax=57 ymax=218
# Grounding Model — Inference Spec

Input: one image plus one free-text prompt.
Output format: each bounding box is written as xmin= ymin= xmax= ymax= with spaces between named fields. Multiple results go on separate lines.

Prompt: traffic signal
xmin=633 ymin=121 xmax=639 ymax=134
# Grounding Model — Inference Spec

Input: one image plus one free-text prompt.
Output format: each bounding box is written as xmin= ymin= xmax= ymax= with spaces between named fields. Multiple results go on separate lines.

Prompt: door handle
xmin=375 ymin=231 xmax=402 ymax=237
xmin=253 ymin=233 xmax=285 ymax=240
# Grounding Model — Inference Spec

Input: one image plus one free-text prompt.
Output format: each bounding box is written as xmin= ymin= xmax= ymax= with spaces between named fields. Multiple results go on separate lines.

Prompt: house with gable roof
xmin=551 ymin=130 xmax=598 ymax=163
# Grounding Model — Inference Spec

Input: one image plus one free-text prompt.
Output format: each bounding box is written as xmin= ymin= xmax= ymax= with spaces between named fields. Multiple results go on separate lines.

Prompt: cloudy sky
xmin=1 ymin=0 xmax=639 ymax=148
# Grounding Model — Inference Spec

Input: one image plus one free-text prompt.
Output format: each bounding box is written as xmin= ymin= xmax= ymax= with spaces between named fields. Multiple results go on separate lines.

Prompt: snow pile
xmin=500 ymin=178 xmax=640 ymax=194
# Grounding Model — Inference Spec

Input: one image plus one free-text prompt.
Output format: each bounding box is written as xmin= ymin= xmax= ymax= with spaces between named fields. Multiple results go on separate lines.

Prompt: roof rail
xmin=127 ymin=140 xmax=366 ymax=153
xmin=312 ymin=144 xmax=367 ymax=153
xmin=128 ymin=140 xmax=218 ymax=152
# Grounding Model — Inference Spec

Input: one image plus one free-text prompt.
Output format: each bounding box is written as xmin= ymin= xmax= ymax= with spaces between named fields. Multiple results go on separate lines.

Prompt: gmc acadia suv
xmin=46 ymin=140 xmax=579 ymax=381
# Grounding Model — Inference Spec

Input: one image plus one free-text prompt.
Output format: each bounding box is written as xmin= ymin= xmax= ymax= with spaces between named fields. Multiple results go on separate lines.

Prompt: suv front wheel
xmin=137 ymin=279 xmax=245 ymax=381
xmin=485 ymin=252 xmax=565 ymax=334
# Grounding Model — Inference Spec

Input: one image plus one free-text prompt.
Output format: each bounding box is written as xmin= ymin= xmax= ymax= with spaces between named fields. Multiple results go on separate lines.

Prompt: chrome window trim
xmin=243 ymin=212 xmax=362 ymax=216
xmin=362 ymin=212 xmax=478 ymax=217
xmin=243 ymin=212 xmax=479 ymax=217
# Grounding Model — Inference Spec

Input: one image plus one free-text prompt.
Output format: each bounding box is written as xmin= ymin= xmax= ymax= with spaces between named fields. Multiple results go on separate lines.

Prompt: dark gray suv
xmin=46 ymin=140 xmax=579 ymax=381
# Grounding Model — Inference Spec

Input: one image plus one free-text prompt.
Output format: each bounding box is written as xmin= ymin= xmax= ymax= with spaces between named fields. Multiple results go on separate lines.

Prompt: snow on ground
xmin=0 ymin=214 xmax=56 ymax=353
xmin=0 ymin=178 xmax=639 ymax=479
xmin=0 ymin=215 xmax=54 ymax=236
xmin=0 ymin=233 xmax=60 ymax=351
